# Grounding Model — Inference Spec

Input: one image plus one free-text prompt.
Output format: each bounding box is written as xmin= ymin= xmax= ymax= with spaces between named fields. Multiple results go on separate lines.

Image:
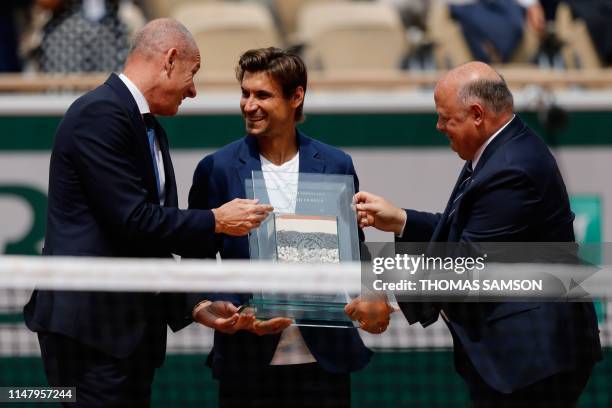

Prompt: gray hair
xmin=129 ymin=18 xmax=197 ymax=59
xmin=458 ymin=77 xmax=514 ymax=115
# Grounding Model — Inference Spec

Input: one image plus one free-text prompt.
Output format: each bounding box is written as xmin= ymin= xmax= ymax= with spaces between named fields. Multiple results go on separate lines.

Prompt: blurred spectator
xmin=448 ymin=0 xmax=545 ymax=63
xmin=0 ymin=1 xmax=33 ymax=72
xmin=564 ymin=0 xmax=612 ymax=66
xmin=378 ymin=0 xmax=435 ymax=70
xmin=379 ymin=0 xmax=428 ymax=29
xmin=381 ymin=0 xmax=546 ymax=68
xmin=36 ymin=0 xmax=135 ymax=72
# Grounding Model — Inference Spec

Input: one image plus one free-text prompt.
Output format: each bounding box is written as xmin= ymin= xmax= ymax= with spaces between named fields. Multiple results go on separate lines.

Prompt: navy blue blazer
xmin=24 ymin=74 xmax=216 ymax=365
xmin=187 ymin=132 xmax=372 ymax=379
xmin=397 ymin=116 xmax=602 ymax=393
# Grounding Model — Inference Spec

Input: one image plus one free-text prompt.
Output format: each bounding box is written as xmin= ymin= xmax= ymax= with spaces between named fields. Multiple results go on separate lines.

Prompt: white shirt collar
xmin=472 ymin=114 xmax=515 ymax=170
xmin=118 ymin=73 xmax=150 ymax=114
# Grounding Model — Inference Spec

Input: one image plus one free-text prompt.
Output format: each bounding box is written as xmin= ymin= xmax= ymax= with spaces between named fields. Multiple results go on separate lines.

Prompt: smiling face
xmin=239 ymin=70 xmax=303 ymax=139
xmin=151 ymin=47 xmax=200 ymax=116
xmin=434 ymin=81 xmax=482 ymax=161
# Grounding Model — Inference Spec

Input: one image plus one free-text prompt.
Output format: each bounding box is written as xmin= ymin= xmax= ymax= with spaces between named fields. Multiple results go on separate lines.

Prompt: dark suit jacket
xmin=397 ymin=116 xmax=602 ymax=393
xmin=187 ymin=131 xmax=372 ymax=379
xmin=24 ymin=73 xmax=216 ymax=366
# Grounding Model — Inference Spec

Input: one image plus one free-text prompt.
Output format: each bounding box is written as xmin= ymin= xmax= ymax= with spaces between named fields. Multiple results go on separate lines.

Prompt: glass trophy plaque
xmin=246 ymin=171 xmax=360 ymax=328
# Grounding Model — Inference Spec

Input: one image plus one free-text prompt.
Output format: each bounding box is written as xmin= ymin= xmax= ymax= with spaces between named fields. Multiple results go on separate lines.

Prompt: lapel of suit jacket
xmin=430 ymin=161 xmax=473 ymax=242
xmin=237 ymin=136 xmax=265 ymax=201
xmin=297 ymin=131 xmax=324 ymax=174
xmin=472 ymin=115 xmax=523 ymax=174
xmin=431 ymin=115 xmax=524 ymax=242
xmin=297 ymin=131 xmax=324 ymax=213
xmin=105 ymin=73 xmax=160 ymax=204
xmin=152 ymin=118 xmax=178 ymax=207
xmin=237 ymin=131 xmax=324 ymax=208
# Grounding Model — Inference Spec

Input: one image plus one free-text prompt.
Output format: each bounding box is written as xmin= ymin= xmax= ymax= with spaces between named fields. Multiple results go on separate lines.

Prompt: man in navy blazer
xmin=23 ymin=19 xmax=272 ymax=407
xmin=354 ymin=62 xmax=602 ymax=406
xmin=187 ymin=48 xmax=372 ymax=407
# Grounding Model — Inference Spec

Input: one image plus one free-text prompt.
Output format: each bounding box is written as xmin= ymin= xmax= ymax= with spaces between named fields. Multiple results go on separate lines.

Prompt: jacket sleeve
xmin=394 ymin=209 xmax=443 ymax=327
xmin=396 ymin=210 xmax=442 ymax=243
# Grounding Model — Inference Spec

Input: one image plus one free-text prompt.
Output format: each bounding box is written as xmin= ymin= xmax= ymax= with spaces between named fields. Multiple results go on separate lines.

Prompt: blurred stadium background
xmin=1 ymin=0 xmax=611 ymax=406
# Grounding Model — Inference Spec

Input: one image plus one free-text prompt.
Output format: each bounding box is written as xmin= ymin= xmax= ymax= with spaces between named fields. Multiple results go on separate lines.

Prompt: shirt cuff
xmin=395 ymin=211 xmax=407 ymax=238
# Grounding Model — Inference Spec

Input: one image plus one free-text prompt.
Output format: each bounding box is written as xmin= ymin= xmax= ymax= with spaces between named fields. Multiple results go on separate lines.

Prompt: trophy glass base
xmin=246 ymin=298 xmax=357 ymax=328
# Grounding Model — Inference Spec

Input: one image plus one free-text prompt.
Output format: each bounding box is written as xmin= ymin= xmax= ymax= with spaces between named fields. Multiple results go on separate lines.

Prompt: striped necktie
xmin=447 ymin=162 xmax=473 ymax=221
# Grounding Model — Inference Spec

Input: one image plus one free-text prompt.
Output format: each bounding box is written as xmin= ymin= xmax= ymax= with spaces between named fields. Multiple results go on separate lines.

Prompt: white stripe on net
xmin=0 ymin=256 xmax=362 ymax=294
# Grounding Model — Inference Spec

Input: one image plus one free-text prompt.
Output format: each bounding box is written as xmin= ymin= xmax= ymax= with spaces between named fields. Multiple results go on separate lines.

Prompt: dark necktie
xmin=447 ymin=162 xmax=473 ymax=222
xmin=142 ymin=113 xmax=163 ymax=203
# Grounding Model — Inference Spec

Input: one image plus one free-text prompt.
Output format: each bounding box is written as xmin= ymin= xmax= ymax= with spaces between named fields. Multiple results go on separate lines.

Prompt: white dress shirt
xmin=472 ymin=114 xmax=515 ymax=170
xmin=118 ymin=73 xmax=166 ymax=205
xmin=259 ymin=153 xmax=317 ymax=366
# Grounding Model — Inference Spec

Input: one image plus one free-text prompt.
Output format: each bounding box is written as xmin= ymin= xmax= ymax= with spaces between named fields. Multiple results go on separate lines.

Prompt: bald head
xmin=437 ymin=61 xmax=513 ymax=117
xmin=128 ymin=18 xmax=198 ymax=61
xmin=434 ymin=62 xmax=515 ymax=160
xmin=122 ymin=18 xmax=201 ymax=116
xmin=441 ymin=61 xmax=502 ymax=86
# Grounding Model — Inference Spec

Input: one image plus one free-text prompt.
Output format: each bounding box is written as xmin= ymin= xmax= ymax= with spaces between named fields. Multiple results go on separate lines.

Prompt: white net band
xmin=0 ymin=256 xmax=362 ymax=293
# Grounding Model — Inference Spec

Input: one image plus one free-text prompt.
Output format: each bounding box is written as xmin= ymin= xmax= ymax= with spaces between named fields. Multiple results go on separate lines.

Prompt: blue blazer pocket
xmin=486 ymin=302 xmax=541 ymax=324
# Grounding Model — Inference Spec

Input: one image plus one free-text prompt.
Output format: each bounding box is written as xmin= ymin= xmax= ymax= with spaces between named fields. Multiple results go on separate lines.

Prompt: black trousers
xmin=218 ymin=363 xmax=351 ymax=408
xmin=456 ymin=342 xmax=594 ymax=408
xmin=38 ymin=332 xmax=157 ymax=407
